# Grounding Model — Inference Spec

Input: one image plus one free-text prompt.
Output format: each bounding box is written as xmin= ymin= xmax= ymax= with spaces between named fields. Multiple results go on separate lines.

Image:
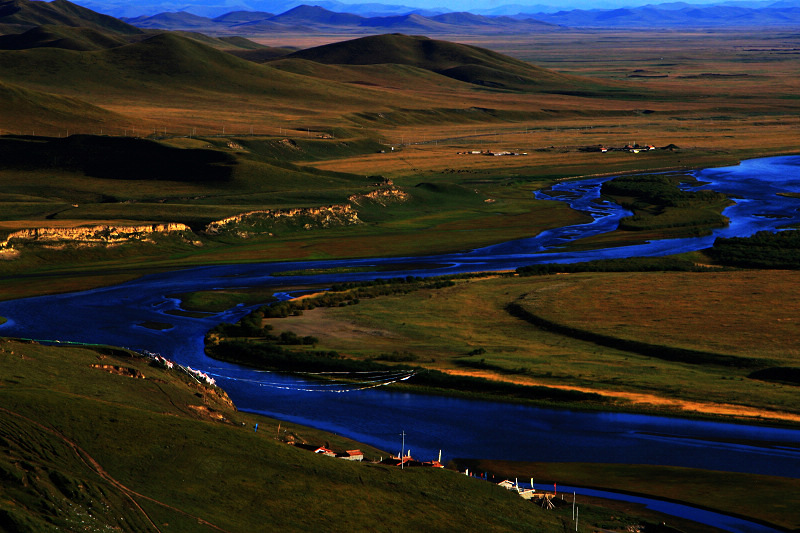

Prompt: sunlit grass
xmin=273 ymin=271 xmax=800 ymax=418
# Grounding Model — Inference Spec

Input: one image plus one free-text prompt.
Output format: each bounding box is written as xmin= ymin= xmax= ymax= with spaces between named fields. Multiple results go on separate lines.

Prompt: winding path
xmin=0 ymin=406 xmax=231 ymax=533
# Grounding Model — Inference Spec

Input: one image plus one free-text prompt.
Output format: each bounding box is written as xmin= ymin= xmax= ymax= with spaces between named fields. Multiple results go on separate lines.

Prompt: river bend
xmin=1 ymin=156 xmax=799 ymax=482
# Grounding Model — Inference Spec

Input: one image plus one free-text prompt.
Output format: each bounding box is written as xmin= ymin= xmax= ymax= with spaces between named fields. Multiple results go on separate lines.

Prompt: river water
xmin=1 ymin=156 xmax=799 ymax=485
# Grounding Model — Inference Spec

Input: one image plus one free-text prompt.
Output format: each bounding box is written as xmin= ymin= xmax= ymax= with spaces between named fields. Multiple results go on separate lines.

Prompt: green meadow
xmin=0 ymin=339 xmax=569 ymax=532
xmin=3 ymin=337 xmax=754 ymax=533
xmin=248 ymin=270 xmax=800 ymax=422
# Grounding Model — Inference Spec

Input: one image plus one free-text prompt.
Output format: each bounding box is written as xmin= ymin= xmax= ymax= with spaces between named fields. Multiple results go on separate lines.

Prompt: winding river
xmin=2 ymin=156 xmax=800 ymax=530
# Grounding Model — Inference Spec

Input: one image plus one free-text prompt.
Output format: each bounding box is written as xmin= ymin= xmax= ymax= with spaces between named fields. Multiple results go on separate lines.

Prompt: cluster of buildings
xmin=600 ymin=144 xmax=657 ymax=153
xmin=313 ymin=446 xmax=365 ymax=461
xmin=457 ymin=149 xmax=528 ymax=156
xmin=313 ymin=446 xmax=444 ymax=468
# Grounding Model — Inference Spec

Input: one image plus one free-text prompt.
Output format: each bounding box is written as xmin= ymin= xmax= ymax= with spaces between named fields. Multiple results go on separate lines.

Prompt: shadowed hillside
xmin=0 ymin=0 xmax=142 ymax=35
xmin=0 ymin=135 xmax=236 ymax=181
xmin=0 ymin=24 xmax=128 ymax=50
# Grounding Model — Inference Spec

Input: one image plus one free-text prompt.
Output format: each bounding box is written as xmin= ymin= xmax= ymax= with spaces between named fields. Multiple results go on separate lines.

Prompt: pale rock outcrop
xmin=204 ymin=204 xmax=361 ymax=236
xmin=0 ymin=223 xmax=193 ymax=249
xmin=348 ymin=187 xmax=410 ymax=206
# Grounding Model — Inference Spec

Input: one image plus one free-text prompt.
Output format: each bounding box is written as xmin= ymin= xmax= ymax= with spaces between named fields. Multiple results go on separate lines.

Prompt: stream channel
xmin=2 ymin=156 xmax=800 ymax=531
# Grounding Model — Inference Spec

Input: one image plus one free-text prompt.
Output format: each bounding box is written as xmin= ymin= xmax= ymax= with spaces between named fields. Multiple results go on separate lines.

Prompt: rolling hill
xmin=358 ymin=12 xmax=455 ymax=32
xmin=0 ymin=24 xmax=128 ymax=50
xmin=281 ymin=33 xmax=625 ymax=95
xmin=122 ymin=9 xmax=217 ymax=29
xmin=0 ymin=31 xmax=382 ymax=100
xmin=212 ymin=10 xmax=275 ymax=24
xmin=0 ymin=339 xmax=567 ymax=532
xmin=0 ymin=79 xmax=123 ymax=130
xmin=269 ymin=4 xmax=364 ymax=26
xmin=0 ymin=1 xmax=640 ymax=135
xmin=0 ymin=28 xmax=405 ymax=133
xmin=0 ymin=0 xmax=143 ymax=35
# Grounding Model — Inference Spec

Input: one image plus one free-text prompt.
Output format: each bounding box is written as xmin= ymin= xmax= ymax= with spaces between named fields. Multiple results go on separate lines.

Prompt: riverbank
xmin=6 ymin=337 xmax=793 ymax=532
xmin=0 ymin=338 xmax=580 ymax=532
xmin=439 ymin=368 xmax=800 ymax=425
xmin=0 ymin=151 xmax=785 ymax=304
xmin=221 ymin=266 xmax=800 ymax=429
xmin=451 ymin=459 xmax=800 ymax=532
xmin=1 ymin=156 xmax=799 ymax=517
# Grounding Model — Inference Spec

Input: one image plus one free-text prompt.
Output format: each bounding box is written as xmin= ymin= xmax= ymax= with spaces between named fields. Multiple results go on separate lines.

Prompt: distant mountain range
xmin=72 ymin=0 xmax=457 ymax=18
xmin=112 ymin=1 xmax=800 ymax=31
xmin=120 ymin=5 xmax=558 ymax=34
xmin=67 ymin=0 xmax=800 ymax=20
xmin=2 ymin=0 xmax=797 ymax=32
xmin=522 ymin=2 xmax=800 ymax=27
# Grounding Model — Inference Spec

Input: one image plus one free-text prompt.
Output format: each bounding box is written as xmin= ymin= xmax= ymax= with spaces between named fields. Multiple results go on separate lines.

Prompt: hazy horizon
xmin=70 ymin=0 xmax=769 ymax=18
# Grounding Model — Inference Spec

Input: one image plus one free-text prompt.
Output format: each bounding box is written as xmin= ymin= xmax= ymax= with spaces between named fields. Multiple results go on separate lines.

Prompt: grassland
xmin=248 ymin=270 xmax=800 ymax=423
xmin=0 ymin=29 xmax=798 ymax=303
xmin=1 ymin=20 xmax=799 ymax=533
xmin=4 ymin=337 xmax=767 ymax=533
xmin=0 ymin=338 xmax=575 ymax=532
xmin=452 ymin=459 xmax=800 ymax=532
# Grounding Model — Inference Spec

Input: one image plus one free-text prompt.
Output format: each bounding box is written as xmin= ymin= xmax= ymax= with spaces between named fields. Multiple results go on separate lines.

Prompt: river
xmin=1 ymin=157 xmax=799 ymax=484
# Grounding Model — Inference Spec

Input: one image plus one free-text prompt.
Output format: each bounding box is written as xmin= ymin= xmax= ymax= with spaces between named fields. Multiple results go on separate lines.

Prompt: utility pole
xmin=400 ymin=430 xmax=405 ymax=470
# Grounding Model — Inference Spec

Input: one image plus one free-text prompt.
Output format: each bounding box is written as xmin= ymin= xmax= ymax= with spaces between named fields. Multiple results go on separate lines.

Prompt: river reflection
xmin=1 ymin=156 xmax=799 ymax=479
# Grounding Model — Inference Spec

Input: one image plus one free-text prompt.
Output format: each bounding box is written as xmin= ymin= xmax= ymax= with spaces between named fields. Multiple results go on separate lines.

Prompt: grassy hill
xmin=0 ymin=80 xmax=122 ymax=130
xmin=283 ymin=33 xmax=631 ymax=95
xmin=0 ymin=24 xmax=128 ymax=50
xmin=0 ymin=0 xmax=143 ymax=35
xmin=286 ymin=33 xmax=541 ymax=71
xmin=0 ymin=32 xmax=390 ymax=108
xmin=0 ymin=338 xmax=572 ymax=532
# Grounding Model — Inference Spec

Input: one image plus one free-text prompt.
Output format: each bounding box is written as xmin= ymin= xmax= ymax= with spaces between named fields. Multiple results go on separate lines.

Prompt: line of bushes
xmin=207 ymin=339 xmax=607 ymax=404
xmin=505 ymin=302 xmax=764 ymax=369
xmin=516 ymin=256 xmax=713 ymax=276
xmin=253 ymin=277 xmax=457 ymax=320
xmin=748 ymin=367 xmax=800 ymax=386
xmin=207 ymin=340 xmax=380 ymax=373
xmin=708 ymin=230 xmax=800 ymax=269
